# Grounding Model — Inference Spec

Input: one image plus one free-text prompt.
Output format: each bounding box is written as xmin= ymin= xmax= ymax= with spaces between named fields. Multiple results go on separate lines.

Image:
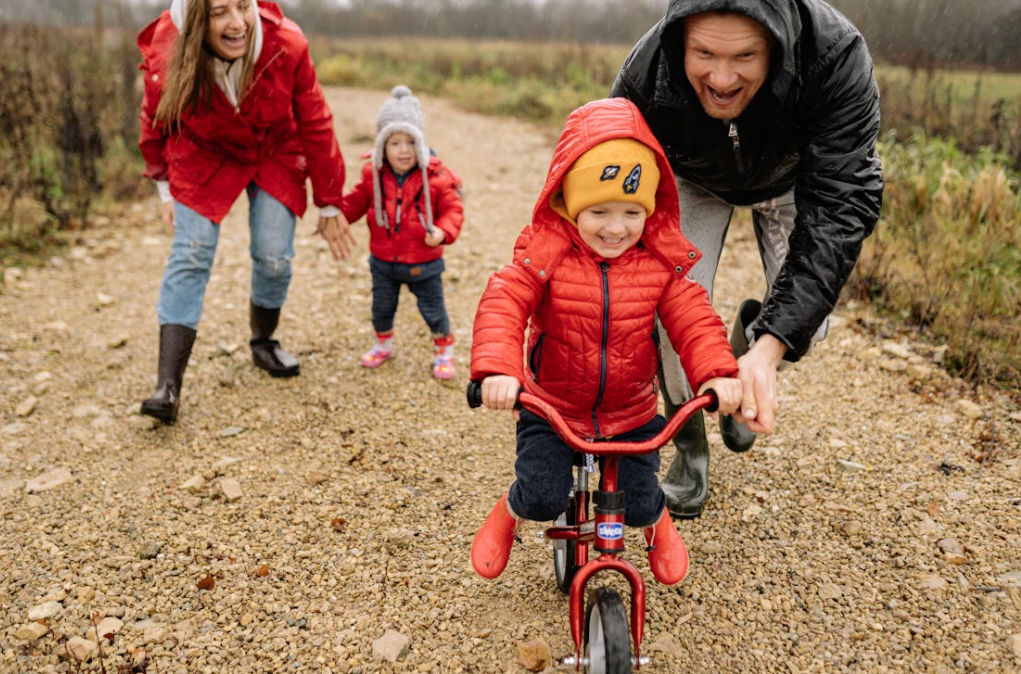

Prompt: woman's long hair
xmin=154 ymin=0 xmax=257 ymax=127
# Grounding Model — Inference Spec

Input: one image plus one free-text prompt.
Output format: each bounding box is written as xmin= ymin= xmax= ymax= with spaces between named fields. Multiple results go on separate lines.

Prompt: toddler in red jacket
xmin=340 ymin=85 xmax=464 ymax=379
xmin=469 ymin=98 xmax=743 ymax=585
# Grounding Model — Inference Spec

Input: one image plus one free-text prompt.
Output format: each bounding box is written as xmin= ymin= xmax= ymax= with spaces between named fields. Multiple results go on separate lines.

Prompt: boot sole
xmin=720 ymin=415 xmax=756 ymax=453
xmin=668 ymin=505 xmax=704 ymax=520
xmin=264 ymin=366 xmax=300 ymax=378
xmin=140 ymin=403 xmax=177 ymax=424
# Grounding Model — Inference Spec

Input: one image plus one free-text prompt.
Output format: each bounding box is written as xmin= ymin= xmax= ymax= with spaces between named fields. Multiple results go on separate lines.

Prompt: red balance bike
xmin=467 ymin=381 xmax=718 ymax=673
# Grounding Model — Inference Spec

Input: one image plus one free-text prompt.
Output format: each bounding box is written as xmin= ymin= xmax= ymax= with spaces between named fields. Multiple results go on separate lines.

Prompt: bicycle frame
xmin=514 ymin=389 xmax=717 ymax=669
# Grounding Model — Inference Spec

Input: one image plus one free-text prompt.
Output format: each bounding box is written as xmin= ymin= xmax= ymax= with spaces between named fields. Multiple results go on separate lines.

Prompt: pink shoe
xmin=432 ymin=334 xmax=455 ymax=380
xmin=361 ymin=344 xmax=392 ymax=368
xmin=432 ymin=355 xmax=455 ymax=380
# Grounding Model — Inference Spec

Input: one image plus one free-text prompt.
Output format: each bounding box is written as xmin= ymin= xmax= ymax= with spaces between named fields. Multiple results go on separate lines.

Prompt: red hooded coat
xmin=340 ymin=157 xmax=464 ymax=264
xmin=470 ymin=98 xmax=738 ymax=439
xmin=137 ymin=2 xmax=344 ymax=224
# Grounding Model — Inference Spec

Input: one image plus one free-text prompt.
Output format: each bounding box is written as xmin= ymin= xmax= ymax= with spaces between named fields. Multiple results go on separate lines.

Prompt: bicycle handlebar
xmin=466 ymin=380 xmax=718 ymax=456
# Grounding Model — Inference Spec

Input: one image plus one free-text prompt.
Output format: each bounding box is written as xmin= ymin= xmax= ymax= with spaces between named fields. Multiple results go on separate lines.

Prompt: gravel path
xmin=1 ymin=87 xmax=1020 ymax=674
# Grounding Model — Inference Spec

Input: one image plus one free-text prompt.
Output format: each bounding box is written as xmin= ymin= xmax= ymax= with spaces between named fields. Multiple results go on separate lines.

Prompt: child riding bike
xmin=468 ymin=97 xmax=743 ymax=585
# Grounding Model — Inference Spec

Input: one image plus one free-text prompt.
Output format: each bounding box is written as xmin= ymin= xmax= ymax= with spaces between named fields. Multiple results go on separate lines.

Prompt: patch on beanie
xmin=600 ymin=166 xmax=620 ymax=181
xmin=623 ymin=165 xmax=642 ymax=195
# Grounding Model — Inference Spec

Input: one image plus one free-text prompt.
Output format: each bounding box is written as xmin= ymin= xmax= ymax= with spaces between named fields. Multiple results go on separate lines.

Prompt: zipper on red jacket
xmin=728 ymin=121 xmax=746 ymax=175
xmin=591 ymin=261 xmax=611 ymax=437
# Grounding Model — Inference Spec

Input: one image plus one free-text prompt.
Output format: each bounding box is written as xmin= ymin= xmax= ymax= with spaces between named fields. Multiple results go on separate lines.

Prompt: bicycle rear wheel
xmin=583 ymin=587 xmax=632 ymax=674
xmin=553 ymin=507 xmax=578 ymax=594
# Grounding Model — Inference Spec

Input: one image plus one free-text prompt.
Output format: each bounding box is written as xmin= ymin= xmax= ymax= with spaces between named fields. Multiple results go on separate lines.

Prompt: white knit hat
xmin=372 ymin=85 xmax=435 ymax=233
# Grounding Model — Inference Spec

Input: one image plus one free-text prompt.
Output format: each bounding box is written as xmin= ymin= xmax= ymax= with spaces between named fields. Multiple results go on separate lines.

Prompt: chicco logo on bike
xmin=597 ymin=523 xmax=624 ymax=540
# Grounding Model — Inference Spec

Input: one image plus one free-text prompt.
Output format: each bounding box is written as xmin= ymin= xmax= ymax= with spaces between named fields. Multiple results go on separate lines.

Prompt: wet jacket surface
xmin=138 ymin=2 xmax=344 ymax=223
xmin=340 ymin=157 xmax=464 ymax=264
xmin=470 ymin=98 xmax=738 ymax=439
xmin=611 ymin=0 xmax=883 ymax=359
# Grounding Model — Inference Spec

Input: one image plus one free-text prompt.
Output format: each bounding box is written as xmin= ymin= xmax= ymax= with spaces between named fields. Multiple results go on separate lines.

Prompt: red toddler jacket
xmin=470 ymin=98 xmax=738 ymax=439
xmin=138 ymin=2 xmax=344 ymax=224
xmin=340 ymin=157 xmax=464 ymax=264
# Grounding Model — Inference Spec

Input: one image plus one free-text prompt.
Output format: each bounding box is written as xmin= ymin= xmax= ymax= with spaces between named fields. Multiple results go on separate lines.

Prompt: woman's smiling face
xmin=205 ymin=0 xmax=254 ymax=60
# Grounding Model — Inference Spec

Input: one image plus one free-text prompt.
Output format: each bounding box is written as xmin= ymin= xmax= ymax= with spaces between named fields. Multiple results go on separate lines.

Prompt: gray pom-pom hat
xmin=372 ymin=85 xmax=435 ymax=233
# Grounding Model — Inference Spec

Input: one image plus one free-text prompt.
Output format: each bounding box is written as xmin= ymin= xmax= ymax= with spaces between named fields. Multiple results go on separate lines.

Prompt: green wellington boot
xmin=720 ymin=299 xmax=762 ymax=453
xmin=660 ymin=408 xmax=709 ymax=519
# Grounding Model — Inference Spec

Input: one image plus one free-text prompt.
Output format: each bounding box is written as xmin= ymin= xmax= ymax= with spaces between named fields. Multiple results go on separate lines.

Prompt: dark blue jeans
xmin=507 ymin=410 xmax=667 ymax=528
xmin=368 ymin=255 xmax=450 ymax=335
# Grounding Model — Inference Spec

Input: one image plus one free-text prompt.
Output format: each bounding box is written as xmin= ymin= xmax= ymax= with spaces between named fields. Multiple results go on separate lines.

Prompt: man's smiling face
xmin=683 ymin=12 xmax=772 ymax=120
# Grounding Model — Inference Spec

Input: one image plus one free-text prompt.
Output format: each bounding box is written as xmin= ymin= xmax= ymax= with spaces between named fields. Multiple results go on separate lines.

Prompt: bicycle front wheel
xmin=583 ymin=587 xmax=632 ymax=674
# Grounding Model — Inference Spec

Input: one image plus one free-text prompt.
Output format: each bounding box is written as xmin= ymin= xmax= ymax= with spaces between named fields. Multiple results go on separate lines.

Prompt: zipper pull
xmin=728 ymin=122 xmax=745 ymax=175
xmin=394 ymin=197 xmax=402 ymax=233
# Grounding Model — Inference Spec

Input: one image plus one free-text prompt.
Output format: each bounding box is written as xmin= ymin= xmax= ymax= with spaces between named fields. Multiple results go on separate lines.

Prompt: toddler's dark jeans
xmin=507 ymin=409 xmax=667 ymax=528
xmin=369 ymin=255 xmax=450 ymax=335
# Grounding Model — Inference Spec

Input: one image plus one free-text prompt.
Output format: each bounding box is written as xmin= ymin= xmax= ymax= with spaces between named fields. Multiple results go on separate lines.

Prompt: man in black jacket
xmin=612 ymin=0 xmax=883 ymax=518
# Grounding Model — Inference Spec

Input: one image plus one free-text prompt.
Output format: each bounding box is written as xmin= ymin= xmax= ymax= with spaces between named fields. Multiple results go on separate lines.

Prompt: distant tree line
xmin=2 ymin=0 xmax=1020 ymax=69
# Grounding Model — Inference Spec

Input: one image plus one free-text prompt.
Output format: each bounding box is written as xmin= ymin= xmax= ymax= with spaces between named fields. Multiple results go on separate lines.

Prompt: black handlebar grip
xmin=466 ymin=380 xmax=483 ymax=408
xmin=703 ymin=388 xmax=719 ymax=414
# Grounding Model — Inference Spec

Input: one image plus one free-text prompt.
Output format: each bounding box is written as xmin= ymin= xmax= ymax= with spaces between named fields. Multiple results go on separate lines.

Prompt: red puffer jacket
xmin=340 ymin=157 xmax=464 ymax=264
xmin=137 ymin=2 xmax=344 ymax=224
xmin=470 ymin=98 xmax=737 ymax=439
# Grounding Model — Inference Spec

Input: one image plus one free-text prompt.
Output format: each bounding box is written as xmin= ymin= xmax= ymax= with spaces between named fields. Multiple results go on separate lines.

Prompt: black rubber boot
xmin=720 ymin=299 xmax=762 ymax=453
xmin=661 ymin=407 xmax=709 ymax=519
xmin=140 ymin=324 xmax=196 ymax=424
xmin=250 ymin=302 xmax=300 ymax=378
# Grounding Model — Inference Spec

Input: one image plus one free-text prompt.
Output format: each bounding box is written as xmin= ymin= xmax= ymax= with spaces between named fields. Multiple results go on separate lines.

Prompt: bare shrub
xmin=0 ymin=23 xmax=141 ymax=251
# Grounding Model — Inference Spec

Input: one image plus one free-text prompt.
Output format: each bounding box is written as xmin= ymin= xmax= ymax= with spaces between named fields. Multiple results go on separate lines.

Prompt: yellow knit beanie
xmin=558 ymin=138 xmax=659 ymax=221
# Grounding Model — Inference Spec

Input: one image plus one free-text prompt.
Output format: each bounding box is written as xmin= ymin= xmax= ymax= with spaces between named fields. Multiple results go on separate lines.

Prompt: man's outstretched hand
xmin=733 ymin=333 xmax=787 ymax=434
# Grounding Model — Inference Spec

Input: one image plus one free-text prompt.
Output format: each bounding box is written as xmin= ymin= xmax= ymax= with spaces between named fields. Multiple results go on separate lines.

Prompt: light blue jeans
xmin=157 ymin=185 xmax=296 ymax=329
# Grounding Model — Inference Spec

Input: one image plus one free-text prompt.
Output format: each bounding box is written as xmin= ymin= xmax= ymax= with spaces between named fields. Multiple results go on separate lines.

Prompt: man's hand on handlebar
xmin=482 ymin=375 xmax=521 ymax=418
xmin=697 ymin=377 xmax=742 ymax=420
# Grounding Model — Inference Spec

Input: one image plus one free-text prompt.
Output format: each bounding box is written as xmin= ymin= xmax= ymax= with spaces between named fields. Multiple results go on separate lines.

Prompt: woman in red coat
xmin=137 ymin=0 xmax=354 ymax=423
xmin=468 ymin=98 xmax=744 ymax=586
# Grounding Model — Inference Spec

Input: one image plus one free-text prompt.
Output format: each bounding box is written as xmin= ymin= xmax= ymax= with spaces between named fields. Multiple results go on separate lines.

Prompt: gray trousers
xmin=659 ymin=178 xmax=828 ymax=405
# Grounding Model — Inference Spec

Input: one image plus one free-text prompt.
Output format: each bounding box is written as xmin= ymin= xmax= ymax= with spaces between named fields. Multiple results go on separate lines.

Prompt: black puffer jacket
xmin=611 ymin=0 xmax=883 ymax=360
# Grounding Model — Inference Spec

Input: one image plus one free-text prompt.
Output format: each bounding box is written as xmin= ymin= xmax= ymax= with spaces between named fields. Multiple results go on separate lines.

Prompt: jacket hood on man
xmin=522 ymin=97 xmax=698 ymax=278
xmin=610 ymin=0 xmax=883 ymax=361
xmin=659 ymin=0 xmax=801 ymax=106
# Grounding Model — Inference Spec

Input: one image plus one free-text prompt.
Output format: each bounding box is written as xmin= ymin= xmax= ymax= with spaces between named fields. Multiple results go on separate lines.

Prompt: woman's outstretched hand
xmin=316 ymin=213 xmax=356 ymax=260
xmin=161 ymin=201 xmax=175 ymax=234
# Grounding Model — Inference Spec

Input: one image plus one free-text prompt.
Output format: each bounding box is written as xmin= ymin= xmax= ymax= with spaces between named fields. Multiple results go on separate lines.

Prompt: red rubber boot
xmin=470 ymin=494 xmax=517 ymax=579
xmin=644 ymin=508 xmax=690 ymax=585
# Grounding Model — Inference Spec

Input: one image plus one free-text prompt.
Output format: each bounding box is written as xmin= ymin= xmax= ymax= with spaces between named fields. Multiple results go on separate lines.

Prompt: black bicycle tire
xmin=583 ymin=586 xmax=632 ymax=674
xmin=553 ymin=505 xmax=578 ymax=594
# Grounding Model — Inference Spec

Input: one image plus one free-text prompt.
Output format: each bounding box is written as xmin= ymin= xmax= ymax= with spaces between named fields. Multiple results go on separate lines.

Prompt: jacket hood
xmin=660 ymin=0 xmax=801 ymax=105
xmin=531 ymin=97 xmax=694 ymax=269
